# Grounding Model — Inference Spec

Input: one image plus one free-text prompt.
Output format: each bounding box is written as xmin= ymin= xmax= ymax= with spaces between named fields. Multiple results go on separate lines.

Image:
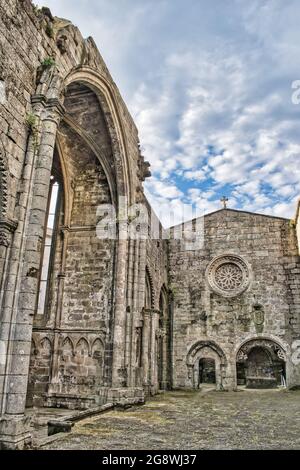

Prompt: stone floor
xmin=42 ymin=387 xmax=300 ymax=450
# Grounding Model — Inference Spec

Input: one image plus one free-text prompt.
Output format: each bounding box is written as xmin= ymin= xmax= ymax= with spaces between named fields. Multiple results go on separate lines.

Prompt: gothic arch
xmin=91 ymin=337 xmax=104 ymax=354
xmin=235 ymin=336 xmax=287 ymax=388
xmin=60 ymin=114 xmax=118 ymax=210
xmin=63 ymin=67 xmax=133 ymax=204
xmin=187 ymin=340 xmax=227 ymax=390
xmin=187 ymin=340 xmax=227 ymax=366
xmin=76 ymin=337 xmax=90 ymax=356
xmin=62 ymin=336 xmax=74 ymax=355
xmin=235 ymin=335 xmax=288 ymax=361
xmin=36 ymin=64 xmax=134 ymax=205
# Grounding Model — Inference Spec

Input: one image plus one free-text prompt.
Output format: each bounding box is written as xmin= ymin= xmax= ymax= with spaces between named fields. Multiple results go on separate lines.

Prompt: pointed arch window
xmin=36 ymin=170 xmax=63 ymax=316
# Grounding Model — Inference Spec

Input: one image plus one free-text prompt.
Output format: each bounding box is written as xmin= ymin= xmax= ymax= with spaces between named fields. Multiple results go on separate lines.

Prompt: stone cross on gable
xmin=220 ymin=196 xmax=229 ymax=209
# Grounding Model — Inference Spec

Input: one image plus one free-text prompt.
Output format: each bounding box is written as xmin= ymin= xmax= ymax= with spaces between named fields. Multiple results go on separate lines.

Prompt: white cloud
xmin=36 ymin=0 xmax=300 ymax=225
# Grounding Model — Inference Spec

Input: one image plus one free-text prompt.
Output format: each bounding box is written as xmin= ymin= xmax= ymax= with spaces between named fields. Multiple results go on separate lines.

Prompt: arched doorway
xmin=236 ymin=339 xmax=286 ymax=388
xmin=187 ymin=341 xmax=227 ymax=390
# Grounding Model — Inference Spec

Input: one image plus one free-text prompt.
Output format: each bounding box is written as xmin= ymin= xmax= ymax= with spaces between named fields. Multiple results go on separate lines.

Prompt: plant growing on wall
xmin=45 ymin=23 xmax=54 ymax=39
xmin=25 ymin=113 xmax=37 ymax=132
xmin=41 ymin=57 xmax=56 ymax=68
xmin=32 ymin=4 xmax=40 ymax=15
xmin=25 ymin=113 xmax=39 ymax=150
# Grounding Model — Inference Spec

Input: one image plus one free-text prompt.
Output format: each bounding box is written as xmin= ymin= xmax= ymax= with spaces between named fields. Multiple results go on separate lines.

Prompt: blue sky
xmin=36 ymin=0 xmax=300 ymax=226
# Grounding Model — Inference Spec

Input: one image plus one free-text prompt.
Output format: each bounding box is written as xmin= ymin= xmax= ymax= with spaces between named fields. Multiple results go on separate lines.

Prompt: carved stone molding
xmin=187 ymin=340 xmax=227 ymax=366
xmin=143 ymin=308 xmax=160 ymax=317
xmin=206 ymin=254 xmax=252 ymax=298
xmin=0 ymin=141 xmax=9 ymax=219
xmin=0 ymin=217 xmax=18 ymax=247
xmin=138 ymin=155 xmax=151 ymax=182
xmin=237 ymin=338 xmax=286 ymax=363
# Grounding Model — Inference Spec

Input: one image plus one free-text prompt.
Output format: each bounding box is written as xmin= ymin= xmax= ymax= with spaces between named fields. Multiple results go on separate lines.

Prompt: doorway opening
xmin=198 ymin=358 xmax=216 ymax=386
xmin=236 ymin=341 xmax=286 ymax=389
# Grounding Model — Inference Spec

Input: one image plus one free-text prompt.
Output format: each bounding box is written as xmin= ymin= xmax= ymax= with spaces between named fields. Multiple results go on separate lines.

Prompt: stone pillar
xmin=160 ymin=316 xmax=170 ymax=390
xmin=111 ymin=217 xmax=129 ymax=387
xmin=0 ymin=97 xmax=63 ymax=449
xmin=124 ymin=239 xmax=135 ymax=386
xmin=132 ymin=239 xmax=147 ymax=387
xmin=142 ymin=309 xmax=151 ymax=392
xmin=0 ymin=219 xmax=20 ymax=448
xmin=48 ymin=225 xmax=69 ymax=389
xmin=150 ymin=310 xmax=160 ymax=394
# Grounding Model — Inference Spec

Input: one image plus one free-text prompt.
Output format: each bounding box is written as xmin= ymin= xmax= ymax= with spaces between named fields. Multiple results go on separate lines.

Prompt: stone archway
xmin=236 ymin=338 xmax=286 ymax=388
xmin=187 ymin=341 xmax=227 ymax=390
xmin=21 ymin=64 xmax=137 ymax=410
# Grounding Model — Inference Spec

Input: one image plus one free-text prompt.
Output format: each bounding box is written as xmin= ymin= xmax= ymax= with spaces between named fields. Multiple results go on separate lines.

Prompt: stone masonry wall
xmin=169 ymin=209 xmax=300 ymax=389
xmin=0 ymin=0 xmax=142 ymax=223
xmin=0 ymin=1 xmax=152 ymax=446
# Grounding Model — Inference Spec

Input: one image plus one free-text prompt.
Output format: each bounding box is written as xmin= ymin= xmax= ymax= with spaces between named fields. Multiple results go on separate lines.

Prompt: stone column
xmin=0 ymin=98 xmax=63 ymax=449
xmin=47 ymin=224 xmax=69 ymax=385
xmin=124 ymin=239 xmax=135 ymax=386
xmin=142 ymin=309 xmax=151 ymax=393
xmin=111 ymin=216 xmax=129 ymax=387
xmin=131 ymin=239 xmax=147 ymax=388
xmin=150 ymin=310 xmax=160 ymax=394
xmin=160 ymin=317 xmax=169 ymax=390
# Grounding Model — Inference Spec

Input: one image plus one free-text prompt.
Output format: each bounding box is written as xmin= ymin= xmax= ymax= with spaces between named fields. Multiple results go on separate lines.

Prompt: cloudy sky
xmin=36 ymin=0 xmax=300 ymax=226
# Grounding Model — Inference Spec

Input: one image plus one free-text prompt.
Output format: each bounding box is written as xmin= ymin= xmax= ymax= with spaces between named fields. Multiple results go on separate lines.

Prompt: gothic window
xmin=36 ymin=171 xmax=62 ymax=316
xmin=144 ymin=269 xmax=152 ymax=309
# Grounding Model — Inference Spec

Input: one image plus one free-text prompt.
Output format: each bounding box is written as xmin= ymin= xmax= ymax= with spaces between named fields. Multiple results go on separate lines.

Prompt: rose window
xmin=214 ymin=263 xmax=243 ymax=291
xmin=206 ymin=255 xmax=251 ymax=298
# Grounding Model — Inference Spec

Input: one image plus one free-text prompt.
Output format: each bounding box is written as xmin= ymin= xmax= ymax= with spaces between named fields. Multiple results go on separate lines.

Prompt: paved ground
xmin=42 ymin=387 xmax=300 ymax=450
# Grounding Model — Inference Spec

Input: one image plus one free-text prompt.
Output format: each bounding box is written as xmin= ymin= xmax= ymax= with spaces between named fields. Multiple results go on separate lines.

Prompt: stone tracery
xmin=215 ymin=263 xmax=243 ymax=291
xmin=206 ymin=254 xmax=251 ymax=298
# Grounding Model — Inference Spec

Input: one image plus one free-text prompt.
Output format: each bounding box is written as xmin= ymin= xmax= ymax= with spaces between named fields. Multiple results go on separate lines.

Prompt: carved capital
xmin=143 ymin=308 xmax=160 ymax=317
xmin=0 ymin=217 xmax=18 ymax=247
xmin=0 ymin=231 xmax=9 ymax=247
xmin=31 ymin=93 xmax=65 ymax=119
xmin=46 ymin=98 xmax=66 ymax=117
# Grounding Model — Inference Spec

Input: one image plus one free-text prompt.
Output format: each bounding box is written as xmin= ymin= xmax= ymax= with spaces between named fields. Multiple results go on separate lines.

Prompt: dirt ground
xmin=42 ymin=387 xmax=300 ymax=450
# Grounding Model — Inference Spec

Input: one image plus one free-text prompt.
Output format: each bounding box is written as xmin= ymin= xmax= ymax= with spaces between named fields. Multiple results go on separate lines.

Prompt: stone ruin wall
xmin=169 ymin=209 xmax=300 ymax=389
xmin=0 ymin=0 xmax=168 ymax=420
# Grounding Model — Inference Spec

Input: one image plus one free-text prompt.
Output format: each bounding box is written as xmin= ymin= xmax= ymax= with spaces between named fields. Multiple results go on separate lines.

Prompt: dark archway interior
xmin=237 ymin=346 xmax=286 ymax=388
xmin=199 ymin=358 xmax=216 ymax=384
